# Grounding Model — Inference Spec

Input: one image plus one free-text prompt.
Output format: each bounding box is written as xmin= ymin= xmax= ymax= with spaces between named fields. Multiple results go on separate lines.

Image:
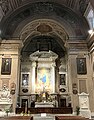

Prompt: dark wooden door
xmin=21 ymin=99 xmax=28 ymax=108
xmin=60 ymin=98 xmax=66 ymax=107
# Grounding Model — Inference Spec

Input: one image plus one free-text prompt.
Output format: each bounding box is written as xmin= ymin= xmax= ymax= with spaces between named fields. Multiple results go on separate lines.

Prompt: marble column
xmin=31 ymin=61 xmax=36 ymax=93
xmin=51 ymin=62 xmax=56 ymax=93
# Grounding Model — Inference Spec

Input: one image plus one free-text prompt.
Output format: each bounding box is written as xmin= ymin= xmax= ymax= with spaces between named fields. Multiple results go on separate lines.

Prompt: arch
xmin=19 ymin=19 xmax=69 ymax=43
xmin=20 ymin=19 xmax=68 ymax=58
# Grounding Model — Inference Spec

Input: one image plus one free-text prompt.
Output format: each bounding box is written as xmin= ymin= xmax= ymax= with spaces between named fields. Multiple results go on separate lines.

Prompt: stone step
xmin=34 ymin=116 xmax=54 ymax=120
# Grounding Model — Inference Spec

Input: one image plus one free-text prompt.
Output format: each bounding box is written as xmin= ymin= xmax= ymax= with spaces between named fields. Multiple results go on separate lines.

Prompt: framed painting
xmin=76 ymin=58 xmax=87 ymax=74
xmin=1 ymin=58 xmax=12 ymax=75
xmin=60 ymin=74 xmax=66 ymax=85
xmin=21 ymin=73 xmax=29 ymax=86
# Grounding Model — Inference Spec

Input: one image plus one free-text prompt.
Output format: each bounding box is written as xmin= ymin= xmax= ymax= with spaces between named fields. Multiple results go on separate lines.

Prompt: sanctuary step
xmin=16 ymin=107 xmax=72 ymax=114
xmin=33 ymin=114 xmax=90 ymax=120
xmin=0 ymin=115 xmax=91 ymax=120
xmin=34 ymin=115 xmax=54 ymax=120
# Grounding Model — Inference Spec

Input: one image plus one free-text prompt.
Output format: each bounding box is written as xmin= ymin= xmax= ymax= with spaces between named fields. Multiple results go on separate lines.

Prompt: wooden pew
xmin=0 ymin=116 xmax=33 ymax=120
xmin=55 ymin=116 xmax=89 ymax=120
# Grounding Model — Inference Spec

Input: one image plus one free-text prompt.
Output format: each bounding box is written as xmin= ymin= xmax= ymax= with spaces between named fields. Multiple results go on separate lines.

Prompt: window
xmin=87 ymin=9 xmax=94 ymax=29
xmin=84 ymin=4 xmax=94 ymax=30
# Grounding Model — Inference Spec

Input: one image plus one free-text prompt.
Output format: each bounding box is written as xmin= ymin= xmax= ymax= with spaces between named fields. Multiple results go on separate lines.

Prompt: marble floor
xmin=0 ymin=113 xmax=73 ymax=120
xmin=0 ymin=113 xmax=92 ymax=120
xmin=32 ymin=114 xmax=74 ymax=120
xmin=33 ymin=114 xmax=54 ymax=120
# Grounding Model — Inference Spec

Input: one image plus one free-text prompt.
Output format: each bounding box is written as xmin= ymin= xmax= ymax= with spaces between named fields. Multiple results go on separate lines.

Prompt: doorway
xmin=60 ymin=98 xmax=66 ymax=107
xmin=21 ymin=99 xmax=28 ymax=108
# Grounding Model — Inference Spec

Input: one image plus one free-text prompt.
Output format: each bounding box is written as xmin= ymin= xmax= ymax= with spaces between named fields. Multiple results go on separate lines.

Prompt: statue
xmin=0 ymin=85 xmax=12 ymax=111
xmin=0 ymin=85 xmax=11 ymax=101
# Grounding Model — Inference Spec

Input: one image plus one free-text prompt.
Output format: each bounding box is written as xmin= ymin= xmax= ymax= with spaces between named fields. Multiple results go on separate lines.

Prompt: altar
xmin=35 ymin=102 xmax=54 ymax=108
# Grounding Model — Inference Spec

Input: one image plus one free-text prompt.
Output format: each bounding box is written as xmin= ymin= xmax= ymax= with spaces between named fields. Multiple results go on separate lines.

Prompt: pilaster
xmin=0 ymin=39 xmax=22 ymax=112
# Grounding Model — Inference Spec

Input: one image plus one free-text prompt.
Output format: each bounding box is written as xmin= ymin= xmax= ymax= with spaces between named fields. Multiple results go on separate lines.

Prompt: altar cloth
xmin=35 ymin=102 xmax=54 ymax=108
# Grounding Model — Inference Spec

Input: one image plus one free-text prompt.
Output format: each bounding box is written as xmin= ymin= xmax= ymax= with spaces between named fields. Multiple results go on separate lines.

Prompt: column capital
xmin=32 ymin=61 xmax=36 ymax=67
xmin=52 ymin=62 xmax=56 ymax=67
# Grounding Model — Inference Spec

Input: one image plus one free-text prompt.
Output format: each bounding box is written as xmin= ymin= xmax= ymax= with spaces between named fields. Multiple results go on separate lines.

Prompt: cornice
xmin=0 ymin=39 xmax=23 ymax=50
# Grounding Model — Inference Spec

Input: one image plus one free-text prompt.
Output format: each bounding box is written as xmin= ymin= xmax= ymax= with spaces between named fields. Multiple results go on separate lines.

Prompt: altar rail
xmin=55 ymin=116 xmax=89 ymax=120
xmin=16 ymin=107 xmax=72 ymax=114
xmin=0 ymin=116 xmax=33 ymax=120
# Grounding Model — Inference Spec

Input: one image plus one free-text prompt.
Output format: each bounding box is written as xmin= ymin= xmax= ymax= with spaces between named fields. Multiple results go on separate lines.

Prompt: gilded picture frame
xmin=1 ymin=58 xmax=12 ymax=75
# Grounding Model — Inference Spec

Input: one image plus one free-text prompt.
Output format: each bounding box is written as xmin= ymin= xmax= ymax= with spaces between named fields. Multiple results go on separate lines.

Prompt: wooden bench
xmin=55 ymin=116 xmax=89 ymax=120
xmin=0 ymin=116 xmax=33 ymax=120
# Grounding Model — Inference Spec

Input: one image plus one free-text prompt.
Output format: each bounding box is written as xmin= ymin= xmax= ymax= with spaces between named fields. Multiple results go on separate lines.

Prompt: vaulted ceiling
xmin=0 ymin=0 xmax=90 ymax=58
xmin=0 ymin=0 xmax=90 ymax=38
xmin=0 ymin=0 xmax=89 ymax=15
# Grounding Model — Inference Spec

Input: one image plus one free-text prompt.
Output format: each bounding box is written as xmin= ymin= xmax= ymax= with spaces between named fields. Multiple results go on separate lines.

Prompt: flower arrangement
xmin=5 ymin=109 xmax=10 ymax=116
xmin=76 ymin=106 xmax=80 ymax=115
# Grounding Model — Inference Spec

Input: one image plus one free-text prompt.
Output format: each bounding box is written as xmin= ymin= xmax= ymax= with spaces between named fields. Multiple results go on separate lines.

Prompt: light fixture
xmin=88 ymin=29 xmax=93 ymax=34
